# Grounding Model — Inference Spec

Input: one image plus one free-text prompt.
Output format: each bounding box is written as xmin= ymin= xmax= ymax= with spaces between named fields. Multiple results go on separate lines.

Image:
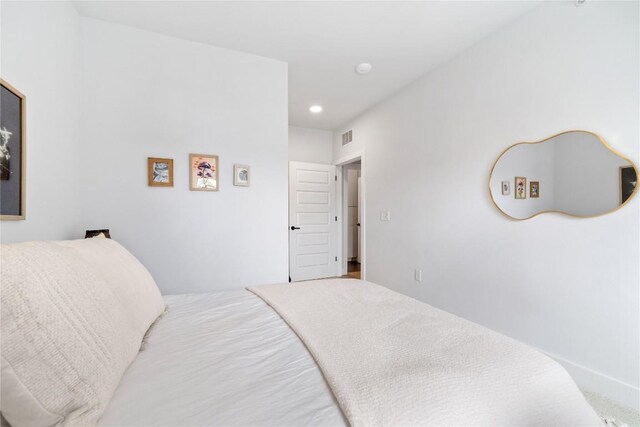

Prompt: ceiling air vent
xmin=342 ymin=130 xmax=353 ymax=145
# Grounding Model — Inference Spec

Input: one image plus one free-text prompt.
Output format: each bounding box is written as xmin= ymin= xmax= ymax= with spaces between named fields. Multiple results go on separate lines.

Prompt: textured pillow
xmin=1 ymin=237 xmax=165 ymax=426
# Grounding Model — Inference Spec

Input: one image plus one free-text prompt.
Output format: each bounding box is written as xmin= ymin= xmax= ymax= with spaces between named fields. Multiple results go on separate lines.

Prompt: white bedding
xmin=1 ymin=238 xmax=165 ymax=427
xmin=101 ymin=283 xmax=600 ymax=427
xmin=99 ymin=290 xmax=346 ymax=426
xmin=251 ymin=280 xmax=601 ymax=426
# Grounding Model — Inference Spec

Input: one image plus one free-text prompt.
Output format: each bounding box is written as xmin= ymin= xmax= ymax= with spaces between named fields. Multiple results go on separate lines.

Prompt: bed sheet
xmin=99 ymin=290 xmax=346 ymax=426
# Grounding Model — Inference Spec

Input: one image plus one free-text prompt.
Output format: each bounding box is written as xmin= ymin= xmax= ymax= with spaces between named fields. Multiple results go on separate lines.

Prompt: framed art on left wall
xmin=190 ymin=153 xmax=219 ymax=191
xmin=0 ymin=79 xmax=26 ymax=220
xmin=148 ymin=157 xmax=174 ymax=187
xmin=233 ymin=164 xmax=250 ymax=187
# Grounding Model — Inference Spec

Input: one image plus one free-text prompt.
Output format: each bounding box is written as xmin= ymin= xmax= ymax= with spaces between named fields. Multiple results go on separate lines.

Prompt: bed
xmin=1 ymin=238 xmax=602 ymax=427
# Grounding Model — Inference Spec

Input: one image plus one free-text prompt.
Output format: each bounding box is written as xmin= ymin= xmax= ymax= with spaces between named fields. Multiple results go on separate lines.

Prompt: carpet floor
xmin=582 ymin=389 xmax=640 ymax=427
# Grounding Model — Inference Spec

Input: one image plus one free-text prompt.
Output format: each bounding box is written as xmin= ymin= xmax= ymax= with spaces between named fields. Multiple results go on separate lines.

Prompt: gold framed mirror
xmin=489 ymin=130 xmax=638 ymax=220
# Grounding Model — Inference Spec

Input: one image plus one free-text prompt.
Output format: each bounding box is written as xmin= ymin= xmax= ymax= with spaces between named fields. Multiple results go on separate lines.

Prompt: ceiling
xmin=74 ymin=1 xmax=539 ymax=130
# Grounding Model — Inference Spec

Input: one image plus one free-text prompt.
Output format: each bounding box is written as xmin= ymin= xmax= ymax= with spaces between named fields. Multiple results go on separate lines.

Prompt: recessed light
xmin=355 ymin=63 xmax=372 ymax=74
xmin=309 ymin=105 xmax=323 ymax=113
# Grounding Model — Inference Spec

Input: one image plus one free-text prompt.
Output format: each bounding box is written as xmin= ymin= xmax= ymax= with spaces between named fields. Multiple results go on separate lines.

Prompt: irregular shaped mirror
xmin=489 ymin=131 xmax=637 ymax=220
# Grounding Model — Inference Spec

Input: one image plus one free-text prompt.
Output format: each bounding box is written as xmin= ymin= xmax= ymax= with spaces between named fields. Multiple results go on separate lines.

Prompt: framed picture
xmin=620 ymin=166 xmax=637 ymax=205
xmin=190 ymin=153 xmax=219 ymax=191
xmin=530 ymin=181 xmax=539 ymax=198
xmin=85 ymin=229 xmax=111 ymax=239
xmin=501 ymin=180 xmax=510 ymax=196
xmin=0 ymin=79 xmax=26 ymax=220
xmin=515 ymin=177 xmax=526 ymax=199
xmin=147 ymin=157 xmax=174 ymax=187
xmin=234 ymin=164 xmax=250 ymax=187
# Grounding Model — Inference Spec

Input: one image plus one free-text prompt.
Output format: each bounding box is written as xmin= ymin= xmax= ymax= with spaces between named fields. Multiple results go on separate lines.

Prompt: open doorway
xmin=337 ymin=154 xmax=364 ymax=280
xmin=343 ymin=162 xmax=361 ymax=279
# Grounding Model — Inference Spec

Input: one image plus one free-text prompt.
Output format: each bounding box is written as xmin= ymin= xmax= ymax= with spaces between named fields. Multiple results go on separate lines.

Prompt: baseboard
xmin=544 ymin=351 xmax=640 ymax=411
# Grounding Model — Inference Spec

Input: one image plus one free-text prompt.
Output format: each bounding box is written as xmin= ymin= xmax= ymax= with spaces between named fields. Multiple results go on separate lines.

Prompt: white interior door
xmin=289 ymin=161 xmax=337 ymax=282
xmin=357 ymin=176 xmax=362 ymax=264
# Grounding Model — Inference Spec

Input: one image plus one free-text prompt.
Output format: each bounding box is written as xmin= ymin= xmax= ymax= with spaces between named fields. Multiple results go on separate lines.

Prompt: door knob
xmin=357 ymin=223 xmax=361 ymax=226
xmin=290 ymin=226 xmax=301 ymax=230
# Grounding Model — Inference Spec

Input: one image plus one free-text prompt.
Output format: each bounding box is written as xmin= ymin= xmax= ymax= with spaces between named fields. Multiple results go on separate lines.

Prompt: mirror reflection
xmin=490 ymin=131 xmax=637 ymax=220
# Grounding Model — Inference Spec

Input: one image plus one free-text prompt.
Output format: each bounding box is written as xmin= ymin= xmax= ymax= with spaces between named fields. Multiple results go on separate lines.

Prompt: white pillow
xmin=1 ymin=237 xmax=165 ymax=426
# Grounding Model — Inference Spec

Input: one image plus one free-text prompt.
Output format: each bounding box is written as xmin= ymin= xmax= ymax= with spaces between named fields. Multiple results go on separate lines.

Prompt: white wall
xmin=1 ymin=5 xmax=289 ymax=294
xmin=0 ymin=1 xmax=83 ymax=242
xmin=333 ymin=1 xmax=639 ymax=409
xmin=288 ymin=126 xmax=332 ymax=164
xmin=347 ymin=167 xmax=360 ymax=206
xmin=80 ymin=18 xmax=289 ymax=294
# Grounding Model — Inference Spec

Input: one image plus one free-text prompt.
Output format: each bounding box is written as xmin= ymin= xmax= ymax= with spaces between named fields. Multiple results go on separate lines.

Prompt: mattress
xmin=99 ymin=290 xmax=347 ymax=426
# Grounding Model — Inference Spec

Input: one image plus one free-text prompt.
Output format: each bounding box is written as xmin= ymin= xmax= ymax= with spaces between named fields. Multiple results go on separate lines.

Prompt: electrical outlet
xmin=414 ymin=269 xmax=422 ymax=282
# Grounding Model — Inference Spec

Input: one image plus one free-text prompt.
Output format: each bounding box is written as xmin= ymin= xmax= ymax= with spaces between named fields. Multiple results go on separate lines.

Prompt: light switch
xmin=380 ymin=211 xmax=391 ymax=221
xmin=414 ymin=269 xmax=422 ymax=282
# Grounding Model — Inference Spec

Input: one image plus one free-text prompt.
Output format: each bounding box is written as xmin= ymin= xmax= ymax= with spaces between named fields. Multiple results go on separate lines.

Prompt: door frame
xmin=335 ymin=151 xmax=365 ymax=280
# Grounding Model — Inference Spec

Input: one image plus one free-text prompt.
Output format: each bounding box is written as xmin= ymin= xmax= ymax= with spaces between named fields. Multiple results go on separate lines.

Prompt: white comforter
xmin=250 ymin=279 xmax=602 ymax=427
xmin=99 ymin=290 xmax=346 ymax=426
xmin=101 ymin=280 xmax=600 ymax=427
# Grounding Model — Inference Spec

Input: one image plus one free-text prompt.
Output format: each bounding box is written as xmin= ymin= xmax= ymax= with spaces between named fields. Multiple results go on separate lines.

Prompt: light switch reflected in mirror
xmin=489 ymin=130 xmax=638 ymax=220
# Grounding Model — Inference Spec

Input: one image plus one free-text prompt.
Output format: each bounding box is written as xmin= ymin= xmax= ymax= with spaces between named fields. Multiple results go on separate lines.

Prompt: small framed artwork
xmin=85 ymin=229 xmax=111 ymax=239
xmin=501 ymin=180 xmax=510 ymax=196
xmin=234 ymin=164 xmax=250 ymax=187
xmin=530 ymin=181 xmax=539 ymax=198
xmin=0 ymin=79 xmax=26 ymax=220
xmin=190 ymin=153 xmax=219 ymax=191
xmin=620 ymin=166 xmax=637 ymax=205
xmin=147 ymin=157 xmax=174 ymax=187
xmin=515 ymin=177 xmax=526 ymax=199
